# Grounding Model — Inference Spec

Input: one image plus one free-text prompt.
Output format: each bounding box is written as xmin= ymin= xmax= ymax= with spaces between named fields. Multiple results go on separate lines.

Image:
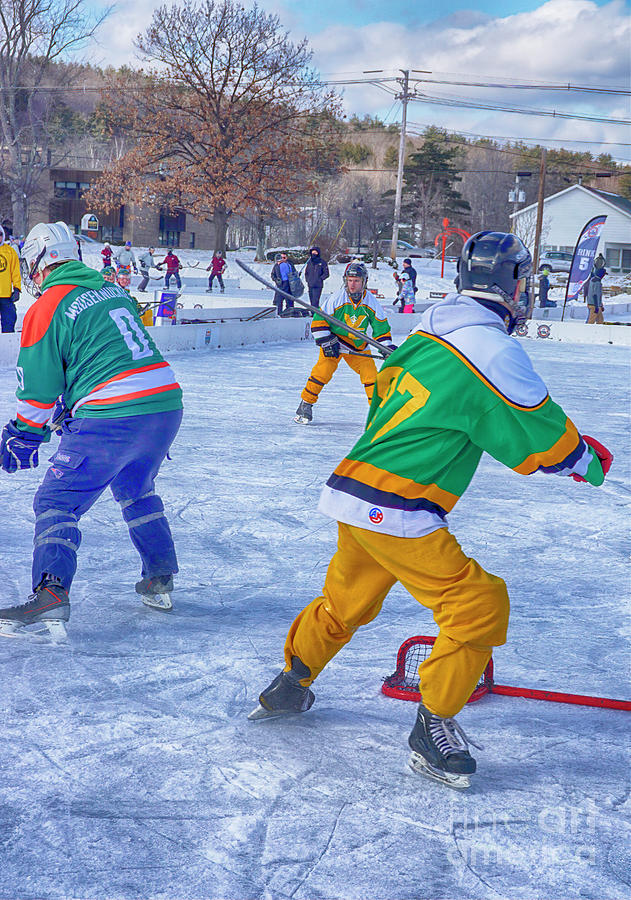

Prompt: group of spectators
xmin=271 ymin=247 xmax=330 ymax=317
xmin=538 ymin=252 xmax=608 ymax=324
xmin=0 ymin=226 xmax=616 ymax=333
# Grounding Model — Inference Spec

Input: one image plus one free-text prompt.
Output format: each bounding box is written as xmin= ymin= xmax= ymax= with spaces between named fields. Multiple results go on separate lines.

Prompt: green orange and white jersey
xmin=318 ymin=293 xmax=604 ymax=538
xmin=14 ymin=260 xmax=182 ymax=437
xmin=311 ymin=286 xmax=392 ymax=353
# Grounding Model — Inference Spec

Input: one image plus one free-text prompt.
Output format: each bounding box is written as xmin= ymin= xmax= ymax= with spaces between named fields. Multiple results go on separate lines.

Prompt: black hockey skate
xmin=293 ymin=400 xmax=313 ymax=425
xmin=408 ymin=702 xmax=480 ymax=790
xmin=135 ymin=574 xmax=174 ymax=611
xmin=248 ymin=657 xmax=315 ymax=720
xmin=0 ymin=576 xmax=70 ymax=642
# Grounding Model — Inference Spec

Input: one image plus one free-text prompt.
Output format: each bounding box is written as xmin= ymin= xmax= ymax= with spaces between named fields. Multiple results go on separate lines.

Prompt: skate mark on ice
xmin=287 ymin=801 xmax=348 ymax=899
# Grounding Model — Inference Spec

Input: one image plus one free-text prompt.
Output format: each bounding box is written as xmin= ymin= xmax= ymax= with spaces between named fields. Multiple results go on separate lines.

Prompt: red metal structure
xmin=434 ymin=218 xmax=470 ymax=278
xmin=382 ymin=635 xmax=631 ymax=711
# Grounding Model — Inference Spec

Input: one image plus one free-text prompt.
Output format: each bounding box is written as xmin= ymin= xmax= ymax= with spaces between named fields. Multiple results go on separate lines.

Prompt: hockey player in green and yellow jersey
xmin=294 ymin=261 xmax=396 ymax=424
xmin=0 ymin=221 xmax=183 ymax=639
xmin=251 ymin=231 xmax=613 ymax=789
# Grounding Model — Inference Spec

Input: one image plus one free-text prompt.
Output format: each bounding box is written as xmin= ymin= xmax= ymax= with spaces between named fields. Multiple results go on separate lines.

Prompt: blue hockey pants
xmin=32 ymin=410 xmax=182 ymax=592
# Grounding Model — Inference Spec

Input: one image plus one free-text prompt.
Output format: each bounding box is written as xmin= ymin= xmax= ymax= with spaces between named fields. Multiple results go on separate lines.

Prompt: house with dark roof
xmin=511 ymin=183 xmax=631 ymax=273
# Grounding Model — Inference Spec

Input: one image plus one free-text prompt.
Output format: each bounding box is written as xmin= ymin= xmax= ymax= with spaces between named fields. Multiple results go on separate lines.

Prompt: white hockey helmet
xmin=21 ymin=221 xmax=80 ymax=294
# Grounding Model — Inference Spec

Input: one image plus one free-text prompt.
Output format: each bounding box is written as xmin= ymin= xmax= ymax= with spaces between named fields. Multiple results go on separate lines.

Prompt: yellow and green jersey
xmin=312 ymin=286 xmax=392 ymax=353
xmin=0 ymin=242 xmax=20 ymax=297
xmin=14 ymin=260 xmax=182 ymax=438
xmin=319 ymin=293 xmax=604 ymax=537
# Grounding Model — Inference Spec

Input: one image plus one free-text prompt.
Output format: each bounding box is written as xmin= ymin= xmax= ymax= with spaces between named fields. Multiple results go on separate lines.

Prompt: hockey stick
xmin=235 ymin=259 xmax=393 ymax=357
xmin=344 ymin=350 xmax=385 ymax=360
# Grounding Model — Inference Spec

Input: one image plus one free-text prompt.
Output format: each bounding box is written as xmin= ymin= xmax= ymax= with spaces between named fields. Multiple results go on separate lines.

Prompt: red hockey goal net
xmin=382 ymin=635 xmax=493 ymax=703
xmin=382 ymin=634 xmax=631 ymax=711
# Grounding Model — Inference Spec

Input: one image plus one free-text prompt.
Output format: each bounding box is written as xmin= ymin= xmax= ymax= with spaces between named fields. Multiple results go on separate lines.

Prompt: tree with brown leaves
xmin=88 ymin=0 xmax=342 ymax=252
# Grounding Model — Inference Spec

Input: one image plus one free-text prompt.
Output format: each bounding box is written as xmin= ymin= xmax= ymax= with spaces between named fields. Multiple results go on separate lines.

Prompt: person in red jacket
xmin=206 ymin=251 xmax=227 ymax=292
xmin=101 ymin=242 xmax=113 ymax=268
xmin=157 ymin=250 xmax=182 ymax=289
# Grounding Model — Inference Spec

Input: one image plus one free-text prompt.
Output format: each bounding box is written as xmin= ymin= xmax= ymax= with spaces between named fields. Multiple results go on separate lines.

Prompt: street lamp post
xmin=353 ymin=199 xmax=364 ymax=255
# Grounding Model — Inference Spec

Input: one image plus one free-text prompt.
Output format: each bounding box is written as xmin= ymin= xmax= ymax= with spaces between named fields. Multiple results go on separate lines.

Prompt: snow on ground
xmin=0 ymin=334 xmax=629 ymax=899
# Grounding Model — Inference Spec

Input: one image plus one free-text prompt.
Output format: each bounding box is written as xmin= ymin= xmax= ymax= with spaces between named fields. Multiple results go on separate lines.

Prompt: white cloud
xmin=89 ymin=0 xmax=631 ymax=158
xmin=310 ymin=0 xmax=630 ymax=156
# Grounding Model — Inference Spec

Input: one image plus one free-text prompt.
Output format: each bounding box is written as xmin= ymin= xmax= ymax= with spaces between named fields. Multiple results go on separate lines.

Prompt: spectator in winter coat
xmin=402 ymin=258 xmax=418 ymax=293
xmin=304 ymin=246 xmax=330 ymax=309
xmin=538 ymin=268 xmax=556 ymax=308
xmin=206 ymin=251 xmax=227 ymax=293
xmin=271 ymin=252 xmax=295 ymax=316
xmin=0 ymin=225 xmax=21 ymax=333
xmin=101 ymin=242 xmax=113 ymax=268
xmin=137 ymin=248 xmax=155 ymax=293
xmin=393 ymin=271 xmax=415 ymax=313
xmin=158 ymin=250 xmax=182 ymax=289
xmin=114 ymin=241 xmax=138 ymax=275
xmin=586 ymin=267 xmax=606 ymax=324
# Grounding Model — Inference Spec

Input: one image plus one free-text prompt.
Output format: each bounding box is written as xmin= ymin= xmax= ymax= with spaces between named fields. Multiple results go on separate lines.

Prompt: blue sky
xmin=96 ymin=0 xmax=630 ymax=161
xmin=282 ymin=0 xmax=563 ymax=28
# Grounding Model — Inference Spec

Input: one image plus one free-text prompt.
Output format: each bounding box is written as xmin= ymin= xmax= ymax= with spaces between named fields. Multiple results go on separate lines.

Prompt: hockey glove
xmin=50 ymin=398 xmax=70 ymax=435
xmin=10 ymin=289 xmax=19 ymax=304
xmin=320 ymin=336 xmax=340 ymax=358
xmin=572 ymin=435 xmax=613 ymax=482
xmin=0 ymin=421 xmax=47 ymax=473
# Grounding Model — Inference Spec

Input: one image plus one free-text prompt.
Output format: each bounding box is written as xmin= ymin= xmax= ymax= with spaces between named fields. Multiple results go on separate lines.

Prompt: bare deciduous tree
xmin=0 ymin=0 xmax=109 ymax=233
xmin=88 ymin=0 xmax=341 ymax=252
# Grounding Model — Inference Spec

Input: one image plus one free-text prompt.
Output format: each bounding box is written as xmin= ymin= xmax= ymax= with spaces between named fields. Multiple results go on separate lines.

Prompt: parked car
xmin=264 ymin=246 xmax=309 ymax=263
xmin=377 ymin=239 xmax=435 ymax=258
xmin=538 ymin=250 xmax=573 ymax=273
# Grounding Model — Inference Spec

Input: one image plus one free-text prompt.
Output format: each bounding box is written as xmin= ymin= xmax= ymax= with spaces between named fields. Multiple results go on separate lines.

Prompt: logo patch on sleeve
xmin=368 ymin=507 xmax=383 ymax=524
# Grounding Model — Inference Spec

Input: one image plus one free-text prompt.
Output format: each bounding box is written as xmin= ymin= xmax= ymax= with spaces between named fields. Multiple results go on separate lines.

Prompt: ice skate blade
xmin=248 ymin=703 xmax=305 ymax=721
xmin=408 ymin=751 xmax=471 ymax=790
xmin=293 ymin=416 xmax=311 ymax=425
xmin=0 ymin=618 xmax=68 ymax=644
xmin=141 ymin=592 xmax=173 ymax=611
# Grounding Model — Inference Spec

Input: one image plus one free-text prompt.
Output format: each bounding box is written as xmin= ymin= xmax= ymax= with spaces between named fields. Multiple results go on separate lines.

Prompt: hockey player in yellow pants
xmin=252 ymin=231 xmax=612 ymax=789
xmin=294 ymin=262 xmax=395 ymax=424
xmin=301 ymin=349 xmax=377 ymax=405
xmin=283 ymin=524 xmax=509 ymax=719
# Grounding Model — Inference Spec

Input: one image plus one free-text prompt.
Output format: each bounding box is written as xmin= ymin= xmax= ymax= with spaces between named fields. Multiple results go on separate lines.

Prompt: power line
xmin=404 ymin=122 xmax=631 ymax=148
xmin=408 ymin=76 xmax=631 ymax=96
xmin=407 ymin=92 xmax=630 ymax=126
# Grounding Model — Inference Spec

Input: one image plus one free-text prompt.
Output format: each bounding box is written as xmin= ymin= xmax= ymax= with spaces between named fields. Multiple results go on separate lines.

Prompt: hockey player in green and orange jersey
xmin=0 ymin=221 xmax=183 ymax=639
xmin=251 ymin=231 xmax=613 ymax=788
xmin=294 ymin=262 xmax=396 ymax=424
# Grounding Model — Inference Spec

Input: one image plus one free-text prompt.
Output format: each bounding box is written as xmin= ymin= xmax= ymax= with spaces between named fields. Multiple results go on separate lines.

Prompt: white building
xmin=511 ymin=184 xmax=631 ymax=273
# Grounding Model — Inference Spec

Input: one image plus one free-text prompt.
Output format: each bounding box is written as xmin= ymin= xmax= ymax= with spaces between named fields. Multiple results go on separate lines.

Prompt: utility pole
xmin=529 ymin=147 xmax=547 ymax=318
xmin=509 ymin=172 xmax=530 ymax=232
xmin=390 ymin=69 xmax=409 ymax=262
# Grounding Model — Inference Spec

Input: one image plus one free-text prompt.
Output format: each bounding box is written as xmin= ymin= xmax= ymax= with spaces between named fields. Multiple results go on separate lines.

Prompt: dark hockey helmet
xmin=343 ymin=260 xmax=368 ymax=300
xmin=457 ymin=231 xmax=532 ymax=312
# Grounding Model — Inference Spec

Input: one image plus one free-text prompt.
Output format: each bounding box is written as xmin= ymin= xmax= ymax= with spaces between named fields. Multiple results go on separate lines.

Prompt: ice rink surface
xmin=0 ymin=336 xmax=629 ymax=900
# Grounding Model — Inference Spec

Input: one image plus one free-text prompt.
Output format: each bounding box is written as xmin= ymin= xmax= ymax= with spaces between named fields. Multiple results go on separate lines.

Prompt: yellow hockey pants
xmin=283 ymin=523 xmax=510 ymax=718
xmin=301 ymin=349 xmax=378 ymax=404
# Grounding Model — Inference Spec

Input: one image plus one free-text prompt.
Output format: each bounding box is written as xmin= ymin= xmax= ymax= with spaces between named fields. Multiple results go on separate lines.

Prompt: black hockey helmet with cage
xmin=343 ymin=260 xmax=368 ymax=300
xmin=457 ymin=231 xmax=532 ymax=308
